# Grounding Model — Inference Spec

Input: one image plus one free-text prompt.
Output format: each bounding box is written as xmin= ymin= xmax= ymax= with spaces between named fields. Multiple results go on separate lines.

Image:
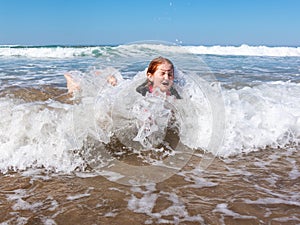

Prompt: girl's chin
xmin=153 ymin=85 xmax=171 ymax=93
xmin=159 ymin=86 xmax=170 ymax=93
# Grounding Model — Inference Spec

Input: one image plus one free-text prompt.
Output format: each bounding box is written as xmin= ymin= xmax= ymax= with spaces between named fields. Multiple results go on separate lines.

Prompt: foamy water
xmin=0 ymin=44 xmax=299 ymax=172
xmin=1 ymin=44 xmax=300 ymax=58
xmin=0 ymin=43 xmax=299 ymax=224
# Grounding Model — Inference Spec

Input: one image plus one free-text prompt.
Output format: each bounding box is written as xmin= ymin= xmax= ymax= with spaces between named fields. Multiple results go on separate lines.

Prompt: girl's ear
xmin=147 ymin=73 xmax=153 ymax=82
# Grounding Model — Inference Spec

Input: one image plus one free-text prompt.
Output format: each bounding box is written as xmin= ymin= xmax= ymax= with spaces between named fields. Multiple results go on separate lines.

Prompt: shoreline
xmin=1 ymin=147 xmax=299 ymax=224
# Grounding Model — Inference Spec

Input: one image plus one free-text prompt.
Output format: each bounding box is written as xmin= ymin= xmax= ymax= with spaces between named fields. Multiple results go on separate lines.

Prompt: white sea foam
xmin=185 ymin=44 xmax=300 ymax=57
xmin=66 ymin=192 xmax=91 ymax=200
xmin=213 ymin=203 xmax=257 ymax=219
xmin=7 ymin=189 xmax=44 ymax=211
xmin=244 ymin=198 xmax=300 ymax=207
xmin=0 ymin=70 xmax=299 ymax=172
xmin=1 ymin=44 xmax=300 ymax=58
xmin=128 ymin=184 xmax=205 ymax=224
xmin=0 ymin=97 xmax=84 ymax=173
xmin=219 ymin=81 xmax=300 ymax=156
xmin=0 ymin=46 xmax=105 ymax=58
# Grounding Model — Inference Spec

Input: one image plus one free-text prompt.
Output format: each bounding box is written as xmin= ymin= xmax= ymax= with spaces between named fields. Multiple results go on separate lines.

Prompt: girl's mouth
xmin=162 ymin=81 xmax=169 ymax=86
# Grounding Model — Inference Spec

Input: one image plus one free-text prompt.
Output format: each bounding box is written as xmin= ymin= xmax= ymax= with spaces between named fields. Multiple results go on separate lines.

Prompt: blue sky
xmin=0 ymin=0 xmax=299 ymax=46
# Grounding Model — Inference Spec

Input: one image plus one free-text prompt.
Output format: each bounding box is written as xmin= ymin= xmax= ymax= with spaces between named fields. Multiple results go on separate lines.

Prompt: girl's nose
xmin=164 ymin=73 xmax=169 ymax=80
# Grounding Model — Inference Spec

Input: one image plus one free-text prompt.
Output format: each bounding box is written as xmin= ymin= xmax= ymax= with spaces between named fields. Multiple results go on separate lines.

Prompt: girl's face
xmin=147 ymin=62 xmax=174 ymax=93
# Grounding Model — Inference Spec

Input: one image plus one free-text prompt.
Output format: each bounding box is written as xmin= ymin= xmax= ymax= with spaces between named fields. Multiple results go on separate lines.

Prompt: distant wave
xmin=0 ymin=45 xmax=110 ymax=58
xmin=185 ymin=44 xmax=300 ymax=57
xmin=0 ymin=44 xmax=299 ymax=58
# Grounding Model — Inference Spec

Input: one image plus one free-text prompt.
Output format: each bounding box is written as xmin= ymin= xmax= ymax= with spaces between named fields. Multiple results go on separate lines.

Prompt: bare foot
xmin=64 ymin=73 xmax=80 ymax=93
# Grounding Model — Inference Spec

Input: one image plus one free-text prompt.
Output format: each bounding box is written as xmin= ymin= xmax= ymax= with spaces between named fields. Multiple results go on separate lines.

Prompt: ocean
xmin=0 ymin=43 xmax=299 ymax=224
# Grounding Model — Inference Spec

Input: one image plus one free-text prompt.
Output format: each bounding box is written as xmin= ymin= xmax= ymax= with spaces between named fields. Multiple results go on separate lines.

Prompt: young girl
xmin=136 ymin=56 xmax=181 ymax=99
xmin=64 ymin=57 xmax=180 ymax=99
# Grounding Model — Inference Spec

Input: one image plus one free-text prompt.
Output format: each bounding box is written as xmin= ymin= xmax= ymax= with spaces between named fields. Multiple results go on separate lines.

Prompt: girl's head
xmin=147 ymin=57 xmax=174 ymax=93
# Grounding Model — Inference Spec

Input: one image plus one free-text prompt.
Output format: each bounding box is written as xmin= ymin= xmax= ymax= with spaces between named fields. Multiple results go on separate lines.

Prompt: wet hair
xmin=147 ymin=56 xmax=174 ymax=76
xmin=136 ymin=56 xmax=181 ymax=99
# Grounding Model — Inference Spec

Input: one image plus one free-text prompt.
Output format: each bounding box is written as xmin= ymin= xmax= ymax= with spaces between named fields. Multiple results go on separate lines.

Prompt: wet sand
xmin=0 ymin=86 xmax=73 ymax=104
xmin=1 ymin=147 xmax=299 ymax=225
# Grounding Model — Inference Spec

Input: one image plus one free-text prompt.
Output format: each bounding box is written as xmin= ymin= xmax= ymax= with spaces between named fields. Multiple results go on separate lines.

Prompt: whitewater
xmin=0 ymin=44 xmax=299 ymax=168
xmin=1 ymin=44 xmax=300 ymax=58
xmin=0 ymin=43 xmax=299 ymax=224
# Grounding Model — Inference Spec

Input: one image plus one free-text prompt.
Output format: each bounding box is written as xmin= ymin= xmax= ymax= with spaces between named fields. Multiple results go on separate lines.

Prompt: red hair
xmin=147 ymin=57 xmax=174 ymax=76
